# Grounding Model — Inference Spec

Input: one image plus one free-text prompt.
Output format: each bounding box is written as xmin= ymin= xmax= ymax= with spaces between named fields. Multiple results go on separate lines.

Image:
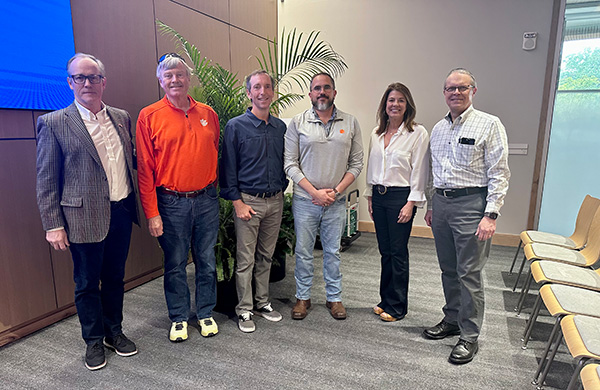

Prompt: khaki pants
xmin=234 ymin=192 xmax=284 ymax=316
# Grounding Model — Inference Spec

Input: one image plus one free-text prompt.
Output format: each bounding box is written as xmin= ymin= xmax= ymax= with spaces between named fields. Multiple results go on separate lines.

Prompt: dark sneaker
xmin=85 ymin=341 xmax=106 ymax=370
xmin=104 ymin=333 xmax=138 ymax=357
xmin=254 ymin=303 xmax=283 ymax=322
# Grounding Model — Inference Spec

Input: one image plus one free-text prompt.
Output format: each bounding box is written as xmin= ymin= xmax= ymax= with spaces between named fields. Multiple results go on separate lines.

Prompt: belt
xmin=244 ymin=190 xmax=282 ymax=198
xmin=436 ymin=187 xmax=487 ymax=198
xmin=373 ymin=185 xmax=410 ymax=195
xmin=158 ymin=186 xmax=210 ymax=198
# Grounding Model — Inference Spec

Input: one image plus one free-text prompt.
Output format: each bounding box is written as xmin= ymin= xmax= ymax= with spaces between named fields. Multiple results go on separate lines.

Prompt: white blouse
xmin=365 ymin=123 xmax=430 ymax=206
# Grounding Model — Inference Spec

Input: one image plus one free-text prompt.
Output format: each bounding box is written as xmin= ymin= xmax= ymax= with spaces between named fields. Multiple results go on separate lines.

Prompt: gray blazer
xmin=36 ymin=102 xmax=140 ymax=244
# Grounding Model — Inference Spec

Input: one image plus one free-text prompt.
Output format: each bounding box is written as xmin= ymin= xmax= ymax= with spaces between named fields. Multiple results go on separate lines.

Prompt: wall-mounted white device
xmin=523 ymin=32 xmax=537 ymax=51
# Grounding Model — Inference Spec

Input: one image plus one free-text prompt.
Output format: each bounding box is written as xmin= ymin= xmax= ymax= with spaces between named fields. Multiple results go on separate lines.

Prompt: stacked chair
xmin=510 ymin=195 xmax=600 ymax=291
xmin=514 ymin=205 xmax=600 ymax=315
xmin=581 ymin=363 xmax=600 ymax=389
xmin=512 ymin=195 xmax=600 ymax=389
xmin=533 ymin=314 xmax=600 ymax=390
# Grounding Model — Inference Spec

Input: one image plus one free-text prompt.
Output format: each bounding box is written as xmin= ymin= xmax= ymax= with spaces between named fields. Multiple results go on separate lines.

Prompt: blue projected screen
xmin=0 ymin=1 xmax=75 ymax=110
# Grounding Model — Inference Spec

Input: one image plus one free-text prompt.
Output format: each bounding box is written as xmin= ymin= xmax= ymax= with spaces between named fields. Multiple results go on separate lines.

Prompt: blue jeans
xmin=157 ymin=186 xmax=219 ymax=322
xmin=70 ymin=193 xmax=134 ymax=345
xmin=292 ymin=194 xmax=346 ymax=302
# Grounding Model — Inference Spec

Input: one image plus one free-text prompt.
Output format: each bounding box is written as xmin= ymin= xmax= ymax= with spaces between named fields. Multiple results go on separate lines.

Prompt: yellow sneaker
xmin=198 ymin=317 xmax=218 ymax=337
xmin=169 ymin=321 xmax=188 ymax=342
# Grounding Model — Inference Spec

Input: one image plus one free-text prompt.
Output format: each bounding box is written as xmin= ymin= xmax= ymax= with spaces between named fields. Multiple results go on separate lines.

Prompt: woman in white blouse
xmin=366 ymin=83 xmax=430 ymax=322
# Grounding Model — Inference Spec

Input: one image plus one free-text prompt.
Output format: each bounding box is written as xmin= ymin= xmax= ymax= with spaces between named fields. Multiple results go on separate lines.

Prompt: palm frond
xmin=256 ymin=27 xmax=347 ymax=95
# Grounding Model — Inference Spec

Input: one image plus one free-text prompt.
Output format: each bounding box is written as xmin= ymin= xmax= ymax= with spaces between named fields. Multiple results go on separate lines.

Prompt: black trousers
xmin=372 ymin=187 xmax=416 ymax=319
xmin=69 ymin=193 xmax=134 ymax=345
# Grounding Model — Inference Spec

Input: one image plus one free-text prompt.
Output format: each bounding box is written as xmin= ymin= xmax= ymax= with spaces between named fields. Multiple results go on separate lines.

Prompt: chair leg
xmin=532 ymin=317 xmax=562 ymax=384
xmin=522 ymin=294 xmax=543 ymax=349
xmin=515 ymin=272 xmax=534 ymax=315
xmin=509 ymin=240 xmax=523 ymax=274
xmin=566 ymin=358 xmax=589 ymax=390
xmin=534 ymin=329 xmax=564 ymax=389
xmin=512 ymin=255 xmax=528 ymax=292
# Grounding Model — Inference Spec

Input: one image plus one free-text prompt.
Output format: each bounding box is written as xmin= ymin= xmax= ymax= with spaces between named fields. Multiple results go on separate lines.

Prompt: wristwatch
xmin=484 ymin=212 xmax=498 ymax=220
xmin=333 ymin=188 xmax=340 ymax=196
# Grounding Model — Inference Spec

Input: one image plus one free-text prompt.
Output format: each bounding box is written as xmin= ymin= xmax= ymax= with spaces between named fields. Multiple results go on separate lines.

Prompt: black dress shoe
xmin=449 ymin=339 xmax=478 ymax=364
xmin=422 ymin=320 xmax=461 ymax=340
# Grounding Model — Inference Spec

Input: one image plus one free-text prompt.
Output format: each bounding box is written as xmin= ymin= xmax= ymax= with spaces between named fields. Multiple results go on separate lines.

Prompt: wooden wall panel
xmin=174 ymin=0 xmax=229 ymax=22
xmin=50 ymin=248 xmax=75 ymax=309
xmin=155 ymin=0 xmax=231 ymax=70
xmin=230 ymin=0 xmax=277 ymax=39
xmin=71 ymin=0 xmax=161 ymax=124
xmin=0 ymin=141 xmax=56 ymax=333
xmin=0 ymin=110 xmax=35 ymax=139
xmin=230 ymin=28 xmax=271 ymax=81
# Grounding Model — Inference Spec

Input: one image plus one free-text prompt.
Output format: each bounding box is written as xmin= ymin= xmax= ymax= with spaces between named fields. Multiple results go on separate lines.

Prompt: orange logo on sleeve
xmin=340 ymin=129 xmax=345 ymax=134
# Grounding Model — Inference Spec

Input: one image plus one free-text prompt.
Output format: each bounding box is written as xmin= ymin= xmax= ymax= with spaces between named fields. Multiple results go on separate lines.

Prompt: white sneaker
xmin=169 ymin=321 xmax=188 ymax=342
xmin=238 ymin=312 xmax=256 ymax=333
xmin=254 ymin=303 xmax=283 ymax=322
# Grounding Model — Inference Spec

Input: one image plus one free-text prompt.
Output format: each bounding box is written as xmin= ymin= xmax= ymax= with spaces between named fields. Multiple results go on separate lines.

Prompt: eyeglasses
xmin=444 ymin=85 xmax=473 ymax=93
xmin=311 ymin=85 xmax=333 ymax=92
xmin=158 ymin=53 xmax=186 ymax=64
xmin=69 ymin=74 xmax=104 ymax=84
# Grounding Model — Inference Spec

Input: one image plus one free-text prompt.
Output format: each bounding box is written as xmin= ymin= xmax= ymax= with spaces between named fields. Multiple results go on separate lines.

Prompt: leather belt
xmin=244 ymin=190 xmax=282 ymax=198
xmin=158 ymin=186 xmax=210 ymax=198
xmin=436 ymin=187 xmax=487 ymax=198
xmin=373 ymin=185 xmax=410 ymax=195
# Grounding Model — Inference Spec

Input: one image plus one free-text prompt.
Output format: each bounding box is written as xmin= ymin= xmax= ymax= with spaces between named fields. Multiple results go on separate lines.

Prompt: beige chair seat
xmin=522 ymin=230 xmax=577 ymax=248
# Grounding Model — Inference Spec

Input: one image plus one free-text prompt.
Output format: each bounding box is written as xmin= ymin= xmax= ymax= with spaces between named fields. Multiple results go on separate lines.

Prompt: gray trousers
xmin=431 ymin=192 xmax=491 ymax=342
xmin=233 ymin=192 xmax=284 ymax=316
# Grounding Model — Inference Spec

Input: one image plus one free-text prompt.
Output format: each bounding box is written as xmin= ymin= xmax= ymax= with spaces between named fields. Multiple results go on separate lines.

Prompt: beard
xmin=312 ymin=95 xmax=334 ymax=111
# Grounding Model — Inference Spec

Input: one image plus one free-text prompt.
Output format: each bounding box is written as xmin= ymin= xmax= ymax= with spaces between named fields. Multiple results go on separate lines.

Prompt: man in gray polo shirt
xmin=284 ymin=72 xmax=363 ymax=320
xmin=424 ymin=68 xmax=510 ymax=364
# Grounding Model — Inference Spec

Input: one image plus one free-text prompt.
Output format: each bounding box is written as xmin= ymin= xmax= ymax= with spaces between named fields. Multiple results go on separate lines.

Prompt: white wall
xmin=278 ymin=0 xmax=558 ymax=235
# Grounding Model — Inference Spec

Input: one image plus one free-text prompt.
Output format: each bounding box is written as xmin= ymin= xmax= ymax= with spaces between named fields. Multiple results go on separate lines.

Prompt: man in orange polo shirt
xmin=136 ymin=53 xmax=220 ymax=342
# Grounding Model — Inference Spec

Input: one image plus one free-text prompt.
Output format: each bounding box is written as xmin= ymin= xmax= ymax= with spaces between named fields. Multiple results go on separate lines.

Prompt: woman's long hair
xmin=375 ymin=82 xmax=417 ymax=135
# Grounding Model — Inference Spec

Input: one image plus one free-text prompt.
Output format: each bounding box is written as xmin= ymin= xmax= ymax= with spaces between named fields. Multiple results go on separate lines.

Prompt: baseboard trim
xmin=358 ymin=221 xmax=520 ymax=247
xmin=0 ymin=266 xmax=165 ymax=348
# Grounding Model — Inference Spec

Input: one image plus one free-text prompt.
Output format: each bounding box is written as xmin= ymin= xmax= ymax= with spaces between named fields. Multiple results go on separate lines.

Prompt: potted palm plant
xmin=156 ymin=20 xmax=347 ymax=308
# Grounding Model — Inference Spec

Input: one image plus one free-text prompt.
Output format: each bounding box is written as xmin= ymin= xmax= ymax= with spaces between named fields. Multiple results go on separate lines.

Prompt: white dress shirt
xmin=429 ymin=105 xmax=510 ymax=213
xmin=75 ymin=100 xmax=131 ymax=202
xmin=365 ymin=123 xmax=430 ymax=207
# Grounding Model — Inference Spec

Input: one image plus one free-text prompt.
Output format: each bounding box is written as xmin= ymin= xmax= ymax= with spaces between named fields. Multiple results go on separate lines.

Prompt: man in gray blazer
xmin=36 ymin=53 xmax=139 ymax=371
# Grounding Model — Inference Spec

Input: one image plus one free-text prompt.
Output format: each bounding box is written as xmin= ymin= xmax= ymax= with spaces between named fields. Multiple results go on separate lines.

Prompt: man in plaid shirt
xmin=423 ymin=68 xmax=510 ymax=365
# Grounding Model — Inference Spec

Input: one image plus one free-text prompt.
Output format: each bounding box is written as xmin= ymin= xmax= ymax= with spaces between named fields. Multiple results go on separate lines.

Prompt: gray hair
xmin=446 ymin=67 xmax=477 ymax=88
xmin=156 ymin=56 xmax=192 ymax=79
xmin=67 ymin=53 xmax=106 ymax=76
xmin=245 ymin=70 xmax=275 ymax=92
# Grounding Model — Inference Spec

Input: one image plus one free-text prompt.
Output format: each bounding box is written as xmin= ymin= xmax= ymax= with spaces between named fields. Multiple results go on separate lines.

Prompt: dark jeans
xmin=372 ymin=187 xmax=416 ymax=319
xmin=157 ymin=186 xmax=219 ymax=322
xmin=70 ymin=193 xmax=134 ymax=345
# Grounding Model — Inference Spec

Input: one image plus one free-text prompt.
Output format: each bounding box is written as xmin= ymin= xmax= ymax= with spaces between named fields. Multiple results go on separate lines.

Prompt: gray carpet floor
xmin=0 ymin=234 xmax=575 ymax=389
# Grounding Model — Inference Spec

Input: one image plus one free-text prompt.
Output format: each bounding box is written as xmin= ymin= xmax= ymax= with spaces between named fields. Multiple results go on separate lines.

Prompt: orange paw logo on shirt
xmin=200 ymin=119 xmax=208 ymax=126
xmin=340 ymin=129 xmax=345 ymax=134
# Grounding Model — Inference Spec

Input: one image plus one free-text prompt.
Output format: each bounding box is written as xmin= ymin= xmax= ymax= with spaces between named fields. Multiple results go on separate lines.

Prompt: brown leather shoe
xmin=291 ymin=299 xmax=311 ymax=320
xmin=326 ymin=301 xmax=347 ymax=320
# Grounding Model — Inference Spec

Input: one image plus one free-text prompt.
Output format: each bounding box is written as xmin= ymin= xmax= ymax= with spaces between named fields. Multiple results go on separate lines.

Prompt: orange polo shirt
xmin=136 ymin=96 xmax=220 ymax=219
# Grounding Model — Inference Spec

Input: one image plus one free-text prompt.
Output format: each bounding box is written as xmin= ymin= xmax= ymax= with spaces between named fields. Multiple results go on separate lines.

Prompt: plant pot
xmin=214 ymin=277 xmax=237 ymax=314
xmin=269 ymin=254 xmax=287 ymax=283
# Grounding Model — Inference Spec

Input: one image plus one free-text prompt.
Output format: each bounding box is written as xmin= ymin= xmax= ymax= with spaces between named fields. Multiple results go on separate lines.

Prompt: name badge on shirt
xmin=458 ymin=137 xmax=475 ymax=145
